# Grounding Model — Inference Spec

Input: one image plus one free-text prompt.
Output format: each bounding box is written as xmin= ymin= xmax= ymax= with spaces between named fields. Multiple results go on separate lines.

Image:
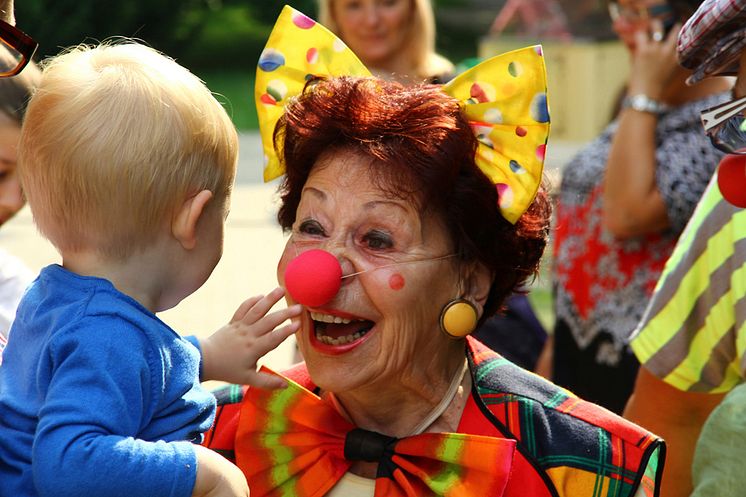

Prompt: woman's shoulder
xmin=467 ymin=337 xmax=664 ymax=496
xmin=470 ymin=337 xmax=658 ymax=443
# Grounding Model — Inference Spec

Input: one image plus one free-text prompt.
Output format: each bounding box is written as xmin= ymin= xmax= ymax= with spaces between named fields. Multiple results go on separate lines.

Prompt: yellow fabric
xmin=442 ymin=50 xmax=550 ymax=222
xmin=631 ymin=176 xmax=746 ymax=393
xmin=255 ymin=5 xmax=550 ymax=223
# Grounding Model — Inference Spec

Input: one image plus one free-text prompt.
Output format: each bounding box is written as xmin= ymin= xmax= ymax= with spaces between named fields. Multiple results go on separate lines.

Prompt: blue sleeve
xmin=185 ymin=335 xmax=205 ymax=380
xmin=33 ymin=323 xmax=197 ymax=497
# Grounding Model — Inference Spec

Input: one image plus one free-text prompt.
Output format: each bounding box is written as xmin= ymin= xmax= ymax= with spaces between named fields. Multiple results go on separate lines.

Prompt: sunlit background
xmin=5 ymin=0 xmax=629 ymax=370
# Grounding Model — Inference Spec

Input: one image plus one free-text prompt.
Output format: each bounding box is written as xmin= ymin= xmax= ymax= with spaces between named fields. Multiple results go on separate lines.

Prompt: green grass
xmin=198 ymin=70 xmax=257 ymax=131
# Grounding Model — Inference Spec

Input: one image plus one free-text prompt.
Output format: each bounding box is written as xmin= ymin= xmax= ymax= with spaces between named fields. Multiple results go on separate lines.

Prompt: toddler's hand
xmin=192 ymin=445 xmax=249 ymax=497
xmin=200 ymin=287 xmax=301 ymax=388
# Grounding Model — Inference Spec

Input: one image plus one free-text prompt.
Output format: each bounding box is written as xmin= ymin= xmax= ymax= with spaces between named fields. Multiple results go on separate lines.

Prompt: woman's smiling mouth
xmin=309 ymin=311 xmax=374 ymax=348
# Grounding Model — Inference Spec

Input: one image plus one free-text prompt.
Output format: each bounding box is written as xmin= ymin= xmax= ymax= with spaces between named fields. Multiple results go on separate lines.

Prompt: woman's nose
xmin=361 ymin=5 xmax=381 ymax=26
xmin=284 ymin=249 xmax=342 ymax=307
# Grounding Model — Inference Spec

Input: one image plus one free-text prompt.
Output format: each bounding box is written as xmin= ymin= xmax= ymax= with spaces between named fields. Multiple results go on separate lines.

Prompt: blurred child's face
xmin=0 ymin=122 xmax=23 ymax=227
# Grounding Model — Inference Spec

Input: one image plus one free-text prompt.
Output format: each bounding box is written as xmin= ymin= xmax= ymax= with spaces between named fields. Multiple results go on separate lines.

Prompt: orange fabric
xmin=234 ymin=367 xmax=516 ymax=497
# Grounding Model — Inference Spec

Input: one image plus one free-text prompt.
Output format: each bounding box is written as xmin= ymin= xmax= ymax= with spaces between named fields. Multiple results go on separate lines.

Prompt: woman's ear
xmin=463 ymin=261 xmax=492 ymax=316
xmin=172 ymin=190 xmax=213 ymax=250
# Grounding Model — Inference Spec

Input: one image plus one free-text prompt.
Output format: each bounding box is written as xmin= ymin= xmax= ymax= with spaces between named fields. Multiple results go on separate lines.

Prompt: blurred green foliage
xmin=18 ymin=0 xmax=482 ymax=131
xmin=19 ymin=0 xmax=478 ymax=69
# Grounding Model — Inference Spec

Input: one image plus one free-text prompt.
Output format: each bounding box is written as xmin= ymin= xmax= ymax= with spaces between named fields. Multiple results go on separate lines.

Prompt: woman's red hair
xmin=276 ymin=76 xmax=551 ymax=319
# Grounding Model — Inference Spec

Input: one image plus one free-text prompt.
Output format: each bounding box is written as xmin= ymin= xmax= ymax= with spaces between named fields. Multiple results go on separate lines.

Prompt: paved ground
xmin=0 ymin=133 xmax=582 ymax=372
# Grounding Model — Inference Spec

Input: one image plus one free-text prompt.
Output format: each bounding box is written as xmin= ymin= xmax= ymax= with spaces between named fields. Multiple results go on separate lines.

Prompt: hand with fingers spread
xmin=628 ymin=19 xmax=682 ymax=98
xmin=199 ymin=287 xmax=302 ymax=388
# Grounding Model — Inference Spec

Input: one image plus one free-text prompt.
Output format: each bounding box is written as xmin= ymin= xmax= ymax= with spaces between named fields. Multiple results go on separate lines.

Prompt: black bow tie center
xmin=344 ymin=428 xmax=397 ymax=462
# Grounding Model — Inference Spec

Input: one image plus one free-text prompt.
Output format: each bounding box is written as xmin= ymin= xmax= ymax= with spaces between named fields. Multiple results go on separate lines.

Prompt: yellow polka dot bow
xmin=256 ymin=5 xmax=550 ymax=224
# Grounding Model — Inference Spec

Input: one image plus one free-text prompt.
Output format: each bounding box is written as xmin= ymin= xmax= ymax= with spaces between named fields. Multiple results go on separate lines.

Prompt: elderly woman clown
xmin=204 ymin=6 xmax=665 ymax=497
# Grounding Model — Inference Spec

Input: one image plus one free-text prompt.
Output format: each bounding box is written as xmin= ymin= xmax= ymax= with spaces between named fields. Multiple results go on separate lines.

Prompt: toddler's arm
xmin=33 ymin=324 xmax=211 ymax=497
xmin=199 ymin=287 xmax=301 ymax=388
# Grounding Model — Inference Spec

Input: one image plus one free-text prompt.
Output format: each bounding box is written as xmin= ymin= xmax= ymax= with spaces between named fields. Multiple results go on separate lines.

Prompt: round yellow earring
xmin=439 ymin=299 xmax=478 ymax=339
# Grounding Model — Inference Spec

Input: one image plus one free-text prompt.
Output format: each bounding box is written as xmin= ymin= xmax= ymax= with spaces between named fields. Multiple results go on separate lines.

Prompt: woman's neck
xmin=369 ymin=58 xmax=422 ymax=85
xmin=326 ymin=348 xmax=472 ymax=480
xmin=323 ymin=347 xmax=469 ymax=438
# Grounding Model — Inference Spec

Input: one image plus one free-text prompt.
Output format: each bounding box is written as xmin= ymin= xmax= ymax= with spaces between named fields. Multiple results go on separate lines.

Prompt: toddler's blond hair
xmin=19 ymin=42 xmax=238 ymax=259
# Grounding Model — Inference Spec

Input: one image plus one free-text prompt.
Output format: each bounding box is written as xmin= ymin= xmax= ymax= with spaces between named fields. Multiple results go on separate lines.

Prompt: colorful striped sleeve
xmin=630 ymin=174 xmax=746 ymax=393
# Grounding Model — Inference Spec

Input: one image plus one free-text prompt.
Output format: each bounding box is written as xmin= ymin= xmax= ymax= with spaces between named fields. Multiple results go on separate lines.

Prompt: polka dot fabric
xmin=256 ymin=5 xmax=551 ymax=224
xmin=255 ymin=6 xmax=370 ymax=183
xmin=442 ymin=46 xmax=550 ymax=223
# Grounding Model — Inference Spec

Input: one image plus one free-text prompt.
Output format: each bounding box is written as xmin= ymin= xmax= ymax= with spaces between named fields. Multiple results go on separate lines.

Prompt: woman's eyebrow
xmin=362 ymin=199 xmax=409 ymax=213
xmin=301 ymin=186 xmax=326 ymax=200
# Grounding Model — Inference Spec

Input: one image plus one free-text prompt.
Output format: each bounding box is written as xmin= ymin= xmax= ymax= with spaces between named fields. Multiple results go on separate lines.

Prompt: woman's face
xmin=332 ymin=0 xmax=413 ymax=68
xmin=277 ymin=148 xmax=463 ymax=393
xmin=0 ymin=123 xmax=23 ymax=227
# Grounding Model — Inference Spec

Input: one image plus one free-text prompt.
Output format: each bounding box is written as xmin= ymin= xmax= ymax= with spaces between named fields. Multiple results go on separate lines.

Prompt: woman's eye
xmin=298 ymin=219 xmax=326 ymax=237
xmin=362 ymin=230 xmax=393 ymax=250
xmin=342 ymin=0 xmax=362 ymax=11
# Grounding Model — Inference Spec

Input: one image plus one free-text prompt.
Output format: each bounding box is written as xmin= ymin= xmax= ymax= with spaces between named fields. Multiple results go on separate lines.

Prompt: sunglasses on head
xmin=0 ymin=19 xmax=37 ymax=77
xmin=701 ymin=95 xmax=746 ymax=155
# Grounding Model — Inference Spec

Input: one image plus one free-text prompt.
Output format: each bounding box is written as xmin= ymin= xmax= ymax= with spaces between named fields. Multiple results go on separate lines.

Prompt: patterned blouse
xmin=553 ymin=93 xmax=728 ymax=360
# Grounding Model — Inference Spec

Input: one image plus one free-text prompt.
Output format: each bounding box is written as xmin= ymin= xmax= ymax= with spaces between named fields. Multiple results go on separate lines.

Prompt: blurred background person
xmin=317 ymin=0 xmax=454 ymax=83
xmin=0 ymin=51 xmax=39 ymax=363
xmin=545 ymin=0 xmax=731 ymax=414
xmin=625 ymin=1 xmax=746 ymax=496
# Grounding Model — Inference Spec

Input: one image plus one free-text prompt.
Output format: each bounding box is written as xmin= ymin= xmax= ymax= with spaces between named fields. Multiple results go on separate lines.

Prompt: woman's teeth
xmin=310 ymin=312 xmax=371 ymax=345
xmin=310 ymin=312 xmax=353 ymax=324
xmin=316 ymin=331 xmax=367 ymax=345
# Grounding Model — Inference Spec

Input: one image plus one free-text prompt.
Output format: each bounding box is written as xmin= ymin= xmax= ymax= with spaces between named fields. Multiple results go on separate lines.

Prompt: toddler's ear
xmin=172 ymin=190 xmax=213 ymax=250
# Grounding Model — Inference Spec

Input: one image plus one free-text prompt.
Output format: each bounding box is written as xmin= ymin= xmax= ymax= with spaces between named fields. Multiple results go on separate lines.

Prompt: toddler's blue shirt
xmin=0 ymin=264 xmax=216 ymax=497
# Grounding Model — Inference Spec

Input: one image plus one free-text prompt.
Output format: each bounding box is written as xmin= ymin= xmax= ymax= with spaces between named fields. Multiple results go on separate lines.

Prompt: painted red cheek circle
xmin=389 ymin=273 xmax=405 ymax=290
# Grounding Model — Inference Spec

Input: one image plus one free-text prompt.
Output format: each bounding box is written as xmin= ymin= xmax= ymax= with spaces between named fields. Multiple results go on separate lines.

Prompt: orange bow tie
xmin=234 ymin=367 xmax=516 ymax=497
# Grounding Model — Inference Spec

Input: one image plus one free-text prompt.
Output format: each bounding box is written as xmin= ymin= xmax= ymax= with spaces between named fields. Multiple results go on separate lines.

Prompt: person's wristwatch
xmin=622 ymin=94 xmax=670 ymax=115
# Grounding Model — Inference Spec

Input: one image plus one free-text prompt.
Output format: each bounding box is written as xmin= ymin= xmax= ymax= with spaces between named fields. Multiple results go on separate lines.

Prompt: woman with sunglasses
xmin=626 ymin=2 xmax=746 ymax=496
xmin=544 ymin=0 xmax=734 ymax=415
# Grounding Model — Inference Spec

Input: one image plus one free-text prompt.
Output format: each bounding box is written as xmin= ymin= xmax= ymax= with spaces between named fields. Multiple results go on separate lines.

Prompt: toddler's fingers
xmin=254 ymin=321 xmax=300 ymax=352
xmin=231 ymin=295 xmax=263 ymax=323
xmin=243 ymin=287 xmax=286 ymax=323
xmin=248 ymin=371 xmax=289 ymax=390
xmin=250 ymin=304 xmax=302 ymax=336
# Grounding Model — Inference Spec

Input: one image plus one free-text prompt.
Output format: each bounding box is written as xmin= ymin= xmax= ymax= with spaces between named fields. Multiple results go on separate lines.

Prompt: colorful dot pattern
xmin=256 ymin=5 xmax=550 ymax=224
xmin=442 ymin=46 xmax=550 ymax=224
xmin=255 ymin=6 xmax=371 ymax=182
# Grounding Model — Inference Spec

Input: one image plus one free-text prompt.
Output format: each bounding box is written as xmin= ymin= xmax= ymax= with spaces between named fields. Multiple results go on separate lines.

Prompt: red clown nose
xmin=717 ymin=154 xmax=746 ymax=208
xmin=284 ymin=249 xmax=343 ymax=307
